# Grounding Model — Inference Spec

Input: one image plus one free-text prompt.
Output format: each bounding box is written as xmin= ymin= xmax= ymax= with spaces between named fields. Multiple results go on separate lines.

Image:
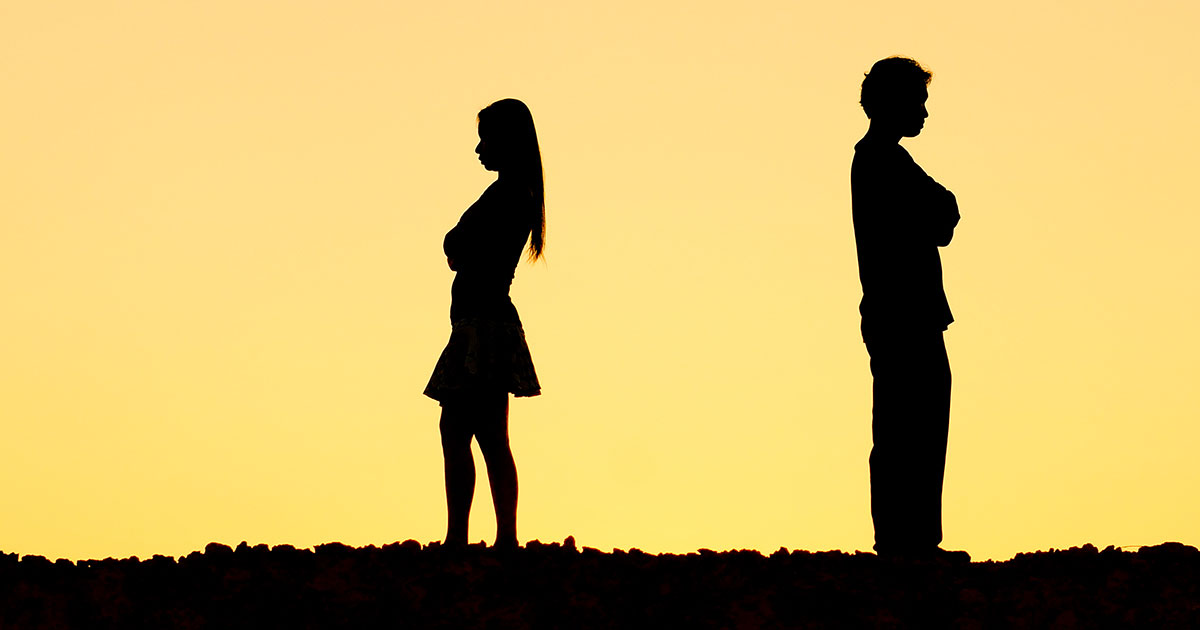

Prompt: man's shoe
xmin=877 ymin=546 xmax=971 ymax=564
xmin=930 ymin=547 xmax=971 ymax=564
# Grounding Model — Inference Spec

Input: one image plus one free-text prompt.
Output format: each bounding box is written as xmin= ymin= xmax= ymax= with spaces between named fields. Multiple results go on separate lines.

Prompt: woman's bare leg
xmin=476 ymin=393 xmax=518 ymax=548
xmin=439 ymin=402 xmax=475 ymax=547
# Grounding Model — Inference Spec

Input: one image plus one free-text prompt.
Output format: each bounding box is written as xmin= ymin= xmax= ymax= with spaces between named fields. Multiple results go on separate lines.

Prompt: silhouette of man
xmin=851 ymin=57 xmax=965 ymax=560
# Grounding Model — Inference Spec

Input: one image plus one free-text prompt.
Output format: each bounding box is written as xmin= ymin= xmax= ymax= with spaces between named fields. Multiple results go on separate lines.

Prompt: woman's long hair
xmin=478 ymin=98 xmax=545 ymax=261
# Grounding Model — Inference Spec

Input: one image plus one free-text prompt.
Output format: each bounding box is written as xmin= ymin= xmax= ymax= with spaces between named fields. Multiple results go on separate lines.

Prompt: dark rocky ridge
xmin=1 ymin=540 xmax=1197 ymax=628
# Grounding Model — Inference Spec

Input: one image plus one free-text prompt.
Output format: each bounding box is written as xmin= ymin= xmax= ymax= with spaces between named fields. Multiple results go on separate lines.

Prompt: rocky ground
xmin=1 ymin=540 xmax=1197 ymax=629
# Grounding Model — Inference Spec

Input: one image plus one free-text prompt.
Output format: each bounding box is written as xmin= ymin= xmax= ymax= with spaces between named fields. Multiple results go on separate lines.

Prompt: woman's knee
xmin=475 ymin=405 xmax=511 ymax=454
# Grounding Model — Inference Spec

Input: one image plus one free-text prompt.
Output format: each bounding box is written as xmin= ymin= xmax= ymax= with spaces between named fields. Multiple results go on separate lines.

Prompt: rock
xmin=19 ymin=555 xmax=52 ymax=569
xmin=1139 ymin=542 xmax=1199 ymax=556
xmin=0 ymin=541 xmax=1193 ymax=629
xmin=383 ymin=539 xmax=422 ymax=553
xmin=204 ymin=542 xmax=233 ymax=556
xmin=314 ymin=542 xmax=353 ymax=554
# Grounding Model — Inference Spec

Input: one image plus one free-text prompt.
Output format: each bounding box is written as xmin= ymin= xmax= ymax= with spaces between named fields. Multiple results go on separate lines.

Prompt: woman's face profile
xmin=475 ymin=136 xmax=495 ymax=171
xmin=475 ymin=124 xmax=508 ymax=172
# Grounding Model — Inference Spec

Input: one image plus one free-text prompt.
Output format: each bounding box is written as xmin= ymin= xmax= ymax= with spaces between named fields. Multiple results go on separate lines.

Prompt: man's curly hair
xmin=860 ymin=57 xmax=932 ymax=119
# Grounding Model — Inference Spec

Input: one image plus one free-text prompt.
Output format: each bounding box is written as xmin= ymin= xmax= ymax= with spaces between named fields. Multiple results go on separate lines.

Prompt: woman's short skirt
xmin=424 ymin=318 xmax=541 ymax=404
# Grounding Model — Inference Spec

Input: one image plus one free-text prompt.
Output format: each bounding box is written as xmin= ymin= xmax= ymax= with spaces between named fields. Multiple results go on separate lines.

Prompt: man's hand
xmin=933 ymin=190 xmax=959 ymax=247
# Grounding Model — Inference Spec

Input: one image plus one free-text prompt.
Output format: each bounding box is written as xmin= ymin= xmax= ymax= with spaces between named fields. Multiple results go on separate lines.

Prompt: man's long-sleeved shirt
xmin=851 ymin=136 xmax=960 ymax=334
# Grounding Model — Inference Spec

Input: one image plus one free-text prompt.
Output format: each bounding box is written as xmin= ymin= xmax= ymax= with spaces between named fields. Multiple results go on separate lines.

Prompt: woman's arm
xmin=442 ymin=183 xmax=525 ymax=272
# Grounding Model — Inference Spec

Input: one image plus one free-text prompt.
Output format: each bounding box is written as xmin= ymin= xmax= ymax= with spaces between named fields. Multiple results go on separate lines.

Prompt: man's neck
xmin=862 ymin=122 xmax=902 ymax=146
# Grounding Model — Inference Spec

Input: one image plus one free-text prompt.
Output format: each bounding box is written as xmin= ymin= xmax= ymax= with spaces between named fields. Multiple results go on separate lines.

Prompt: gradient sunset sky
xmin=2 ymin=1 xmax=1197 ymax=562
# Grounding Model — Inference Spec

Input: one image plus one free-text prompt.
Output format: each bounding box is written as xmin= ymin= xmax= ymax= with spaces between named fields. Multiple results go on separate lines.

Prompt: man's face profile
xmin=887 ymin=86 xmax=929 ymax=138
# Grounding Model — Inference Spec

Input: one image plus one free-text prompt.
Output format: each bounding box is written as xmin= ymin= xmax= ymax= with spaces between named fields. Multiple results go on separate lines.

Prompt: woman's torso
xmin=444 ymin=180 xmax=534 ymax=323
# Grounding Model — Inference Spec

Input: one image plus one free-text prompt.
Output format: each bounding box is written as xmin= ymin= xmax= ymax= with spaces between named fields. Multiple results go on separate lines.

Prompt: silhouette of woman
xmin=424 ymin=98 xmax=545 ymax=549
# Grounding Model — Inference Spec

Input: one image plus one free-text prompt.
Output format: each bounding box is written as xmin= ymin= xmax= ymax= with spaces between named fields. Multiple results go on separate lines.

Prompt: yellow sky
xmin=1 ymin=1 xmax=1197 ymax=561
